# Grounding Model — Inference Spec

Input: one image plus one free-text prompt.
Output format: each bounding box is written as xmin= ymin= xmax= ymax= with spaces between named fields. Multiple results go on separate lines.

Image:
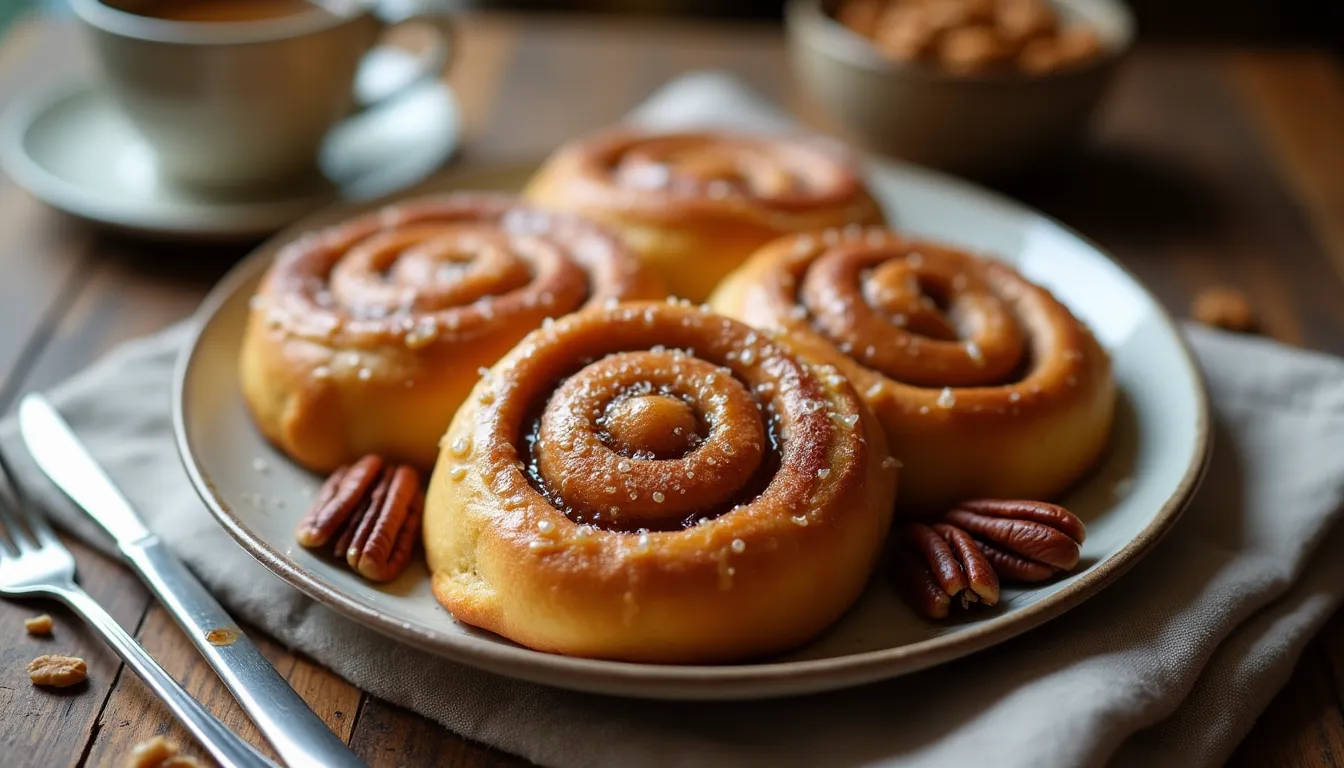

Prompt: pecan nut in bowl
xmin=423 ymin=301 xmax=900 ymax=663
xmin=710 ymin=226 xmax=1116 ymax=511
xmin=524 ymin=129 xmax=887 ymax=302
xmin=239 ymin=193 xmax=663 ymax=473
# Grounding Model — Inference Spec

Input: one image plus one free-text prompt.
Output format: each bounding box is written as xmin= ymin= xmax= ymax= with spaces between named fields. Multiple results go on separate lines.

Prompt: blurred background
xmin=4 ymin=0 xmax=1342 ymax=45
xmin=477 ymin=0 xmax=1344 ymax=47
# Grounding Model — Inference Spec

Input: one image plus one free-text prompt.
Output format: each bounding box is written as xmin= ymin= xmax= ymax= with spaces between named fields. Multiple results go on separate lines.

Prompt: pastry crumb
xmin=124 ymin=736 xmax=210 ymax=768
xmin=124 ymin=737 xmax=209 ymax=763
xmin=24 ymin=614 xmax=54 ymax=636
xmin=27 ymin=654 xmax=87 ymax=687
xmin=126 ymin=737 xmax=177 ymax=768
xmin=1191 ymin=287 xmax=1256 ymax=332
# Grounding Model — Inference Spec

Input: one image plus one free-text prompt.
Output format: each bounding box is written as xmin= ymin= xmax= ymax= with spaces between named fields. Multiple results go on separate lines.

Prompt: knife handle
xmin=123 ymin=536 xmax=366 ymax=768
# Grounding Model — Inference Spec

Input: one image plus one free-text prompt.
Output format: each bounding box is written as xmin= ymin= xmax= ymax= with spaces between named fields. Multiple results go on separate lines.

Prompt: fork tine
xmin=0 ymin=509 xmax=17 ymax=558
xmin=27 ymin=508 xmax=61 ymax=547
xmin=7 ymin=464 xmax=59 ymax=546
xmin=0 ymin=443 xmax=51 ymax=551
xmin=0 ymin=487 xmax=36 ymax=554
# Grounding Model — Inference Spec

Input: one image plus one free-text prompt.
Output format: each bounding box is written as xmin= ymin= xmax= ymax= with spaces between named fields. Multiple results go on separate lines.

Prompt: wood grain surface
xmin=0 ymin=11 xmax=1341 ymax=768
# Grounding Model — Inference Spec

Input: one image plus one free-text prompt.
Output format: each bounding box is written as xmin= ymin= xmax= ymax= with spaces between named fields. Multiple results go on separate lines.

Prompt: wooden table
xmin=0 ymin=12 xmax=1342 ymax=768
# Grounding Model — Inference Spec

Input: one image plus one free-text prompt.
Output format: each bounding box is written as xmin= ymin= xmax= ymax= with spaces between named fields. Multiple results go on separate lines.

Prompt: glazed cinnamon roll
xmin=523 ymin=130 xmax=887 ymax=302
xmin=424 ymin=301 xmax=899 ymax=663
xmin=711 ymin=227 xmax=1115 ymax=512
xmin=240 ymin=194 xmax=662 ymax=473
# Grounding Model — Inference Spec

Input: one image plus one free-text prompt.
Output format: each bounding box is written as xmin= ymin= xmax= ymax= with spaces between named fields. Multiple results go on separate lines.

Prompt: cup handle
xmin=356 ymin=0 xmax=456 ymax=109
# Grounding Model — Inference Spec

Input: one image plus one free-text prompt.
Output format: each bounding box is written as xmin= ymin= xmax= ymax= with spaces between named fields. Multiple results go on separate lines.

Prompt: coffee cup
xmin=70 ymin=0 xmax=454 ymax=194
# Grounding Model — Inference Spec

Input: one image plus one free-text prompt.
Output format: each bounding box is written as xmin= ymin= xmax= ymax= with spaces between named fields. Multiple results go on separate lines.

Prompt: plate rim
xmin=171 ymin=159 xmax=1211 ymax=700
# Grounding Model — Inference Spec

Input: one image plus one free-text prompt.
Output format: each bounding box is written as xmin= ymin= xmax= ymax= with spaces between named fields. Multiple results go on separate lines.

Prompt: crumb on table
xmin=24 ymin=614 xmax=53 ymax=636
xmin=27 ymin=654 xmax=87 ymax=688
xmin=124 ymin=735 xmax=209 ymax=768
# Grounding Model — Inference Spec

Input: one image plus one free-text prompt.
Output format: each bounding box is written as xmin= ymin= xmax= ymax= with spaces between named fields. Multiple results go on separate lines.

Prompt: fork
xmin=0 ymin=447 xmax=276 ymax=768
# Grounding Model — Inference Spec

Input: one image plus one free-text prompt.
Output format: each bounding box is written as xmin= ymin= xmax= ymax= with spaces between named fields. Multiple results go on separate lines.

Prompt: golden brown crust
xmin=710 ymin=227 xmax=1115 ymax=512
xmin=239 ymin=193 xmax=663 ymax=472
xmin=423 ymin=301 xmax=899 ymax=663
xmin=523 ymin=130 xmax=887 ymax=302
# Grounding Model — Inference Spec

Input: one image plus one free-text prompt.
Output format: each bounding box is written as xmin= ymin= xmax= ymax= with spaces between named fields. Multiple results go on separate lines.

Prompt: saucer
xmin=0 ymin=63 xmax=459 ymax=239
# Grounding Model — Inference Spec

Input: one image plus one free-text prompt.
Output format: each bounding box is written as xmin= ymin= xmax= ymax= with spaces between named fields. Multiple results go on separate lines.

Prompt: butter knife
xmin=18 ymin=394 xmax=365 ymax=768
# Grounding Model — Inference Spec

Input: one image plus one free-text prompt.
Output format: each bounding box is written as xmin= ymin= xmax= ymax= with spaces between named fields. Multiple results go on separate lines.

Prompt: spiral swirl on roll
xmin=524 ymin=129 xmax=887 ymax=302
xmin=423 ymin=301 xmax=898 ymax=663
xmin=239 ymin=193 xmax=663 ymax=472
xmin=711 ymin=226 xmax=1115 ymax=512
xmin=593 ymin=132 xmax=867 ymax=212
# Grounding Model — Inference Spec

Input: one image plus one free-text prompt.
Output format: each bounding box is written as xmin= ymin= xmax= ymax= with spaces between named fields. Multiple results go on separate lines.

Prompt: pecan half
xmin=338 ymin=465 xmax=423 ymax=582
xmin=893 ymin=522 xmax=1000 ymax=620
xmin=294 ymin=454 xmax=384 ymax=547
xmin=945 ymin=499 xmax=1085 ymax=582
xmin=296 ymin=455 xmax=424 ymax=583
xmin=28 ymin=654 xmax=87 ymax=687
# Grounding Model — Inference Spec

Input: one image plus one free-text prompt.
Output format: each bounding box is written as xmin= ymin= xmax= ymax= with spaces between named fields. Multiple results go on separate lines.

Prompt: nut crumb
xmin=125 ymin=736 xmax=209 ymax=768
xmin=1191 ymin=287 xmax=1257 ymax=332
xmin=27 ymin=654 xmax=87 ymax=687
xmin=126 ymin=737 xmax=176 ymax=768
xmin=25 ymin=614 xmax=54 ymax=636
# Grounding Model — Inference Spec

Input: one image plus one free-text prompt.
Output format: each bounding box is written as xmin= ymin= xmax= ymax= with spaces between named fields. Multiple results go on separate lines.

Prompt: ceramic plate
xmin=174 ymin=160 xmax=1209 ymax=700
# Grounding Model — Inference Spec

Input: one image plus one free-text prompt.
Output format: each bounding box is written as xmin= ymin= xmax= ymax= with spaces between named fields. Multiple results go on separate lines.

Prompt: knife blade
xmin=18 ymin=394 xmax=151 ymax=544
xmin=19 ymin=393 xmax=365 ymax=768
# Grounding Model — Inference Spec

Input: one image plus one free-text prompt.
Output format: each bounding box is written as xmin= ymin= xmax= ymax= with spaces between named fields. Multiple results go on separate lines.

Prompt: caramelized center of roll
xmin=533 ymin=350 xmax=768 ymax=529
xmin=491 ymin=304 xmax=853 ymax=535
xmin=601 ymin=393 xmax=702 ymax=458
xmin=797 ymin=235 xmax=1028 ymax=387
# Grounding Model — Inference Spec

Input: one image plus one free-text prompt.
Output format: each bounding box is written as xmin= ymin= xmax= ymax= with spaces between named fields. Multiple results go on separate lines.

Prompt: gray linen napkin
xmin=4 ymin=74 xmax=1344 ymax=767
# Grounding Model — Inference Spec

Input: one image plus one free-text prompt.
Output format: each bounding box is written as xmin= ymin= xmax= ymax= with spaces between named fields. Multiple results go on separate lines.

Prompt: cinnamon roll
xmin=240 ymin=194 xmax=663 ymax=473
xmin=424 ymin=301 xmax=899 ymax=663
xmin=523 ymin=130 xmax=887 ymax=302
xmin=711 ymin=227 xmax=1115 ymax=512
